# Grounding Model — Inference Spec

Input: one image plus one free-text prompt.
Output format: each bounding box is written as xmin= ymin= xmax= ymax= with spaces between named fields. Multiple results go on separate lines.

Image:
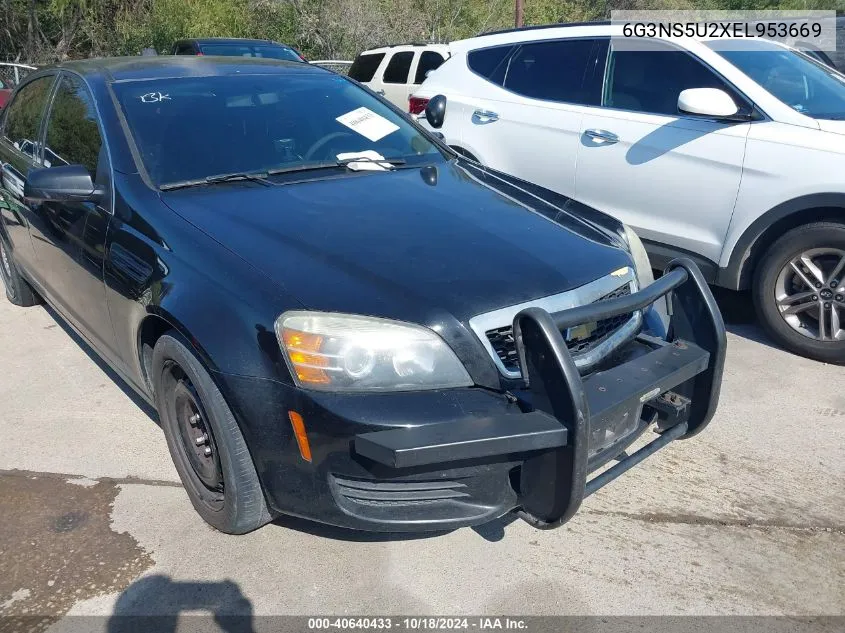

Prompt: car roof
xmin=359 ymin=43 xmax=450 ymax=55
xmin=450 ymin=22 xmax=780 ymax=54
xmin=481 ymin=20 xmax=611 ymax=37
xmin=175 ymin=38 xmax=288 ymax=46
xmin=450 ymin=23 xmax=612 ymax=53
xmin=51 ymin=56 xmax=326 ymax=83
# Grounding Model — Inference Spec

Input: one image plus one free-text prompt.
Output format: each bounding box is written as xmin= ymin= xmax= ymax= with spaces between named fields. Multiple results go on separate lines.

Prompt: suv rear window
xmin=414 ymin=51 xmax=445 ymax=84
xmin=349 ymin=53 xmax=385 ymax=82
xmin=504 ymin=39 xmax=607 ymax=105
xmin=467 ymin=45 xmax=515 ymax=85
xmin=383 ymin=52 xmax=414 ymax=84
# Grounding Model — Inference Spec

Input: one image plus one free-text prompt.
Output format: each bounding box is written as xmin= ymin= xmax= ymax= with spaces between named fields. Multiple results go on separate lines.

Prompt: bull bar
xmin=355 ymin=258 xmax=727 ymax=528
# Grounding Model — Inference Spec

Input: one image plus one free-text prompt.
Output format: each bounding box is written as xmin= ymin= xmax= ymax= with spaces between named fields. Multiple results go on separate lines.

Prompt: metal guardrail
xmin=0 ymin=63 xmax=36 ymax=88
xmin=310 ymin=60 xmax=353 ymax=75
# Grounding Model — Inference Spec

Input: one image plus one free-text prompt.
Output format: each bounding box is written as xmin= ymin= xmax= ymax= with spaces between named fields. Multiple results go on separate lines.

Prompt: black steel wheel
xmin=164 ymin=364 xmax=224 ymax=505
xmin=152 ymin=331 xmax=272 ymax=534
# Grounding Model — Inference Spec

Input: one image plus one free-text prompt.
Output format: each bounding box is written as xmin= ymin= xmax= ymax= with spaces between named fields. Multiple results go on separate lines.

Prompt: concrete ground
xmin=0 ymin=289 xmax=843 ymax=626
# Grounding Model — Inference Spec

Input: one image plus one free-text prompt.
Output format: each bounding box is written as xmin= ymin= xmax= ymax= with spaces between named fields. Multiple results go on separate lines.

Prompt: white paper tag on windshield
xmin=336 ymin=107 xmax=399 ymax=142
xmin=336 ymin=151 xmax=390 ymax=171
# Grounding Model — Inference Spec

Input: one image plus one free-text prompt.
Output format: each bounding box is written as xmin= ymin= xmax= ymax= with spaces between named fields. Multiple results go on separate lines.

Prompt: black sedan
xmin=0 ymin=57 xmax=725 ymax=534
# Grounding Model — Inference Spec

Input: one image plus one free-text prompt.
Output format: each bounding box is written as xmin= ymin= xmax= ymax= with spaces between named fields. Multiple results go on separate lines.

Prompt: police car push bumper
xmin=355 ymin=259 xmax=727 ymax=528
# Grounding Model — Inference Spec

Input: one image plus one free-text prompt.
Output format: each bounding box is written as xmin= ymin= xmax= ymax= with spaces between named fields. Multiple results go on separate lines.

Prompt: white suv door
xmin=456 ymin=39 xmax=608 ymax=196
xmin=574 ymin=40 xmax=752 ymax=266
xmin=374 ymin=50 xmax=416 ymax=107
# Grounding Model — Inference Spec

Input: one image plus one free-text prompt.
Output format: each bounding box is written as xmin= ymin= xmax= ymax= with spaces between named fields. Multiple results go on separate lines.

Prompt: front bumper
xmin=353 ymin=258 xmax=726 ymax=529
xmin=217 ymin=258 xmax=725 ymax=532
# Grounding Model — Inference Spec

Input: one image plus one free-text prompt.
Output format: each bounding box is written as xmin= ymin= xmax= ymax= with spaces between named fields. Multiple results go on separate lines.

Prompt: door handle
xmin=472 ymin=109 xmax=499 ymax=125
xmin=584 ymin=128 xmax=619 ymax=144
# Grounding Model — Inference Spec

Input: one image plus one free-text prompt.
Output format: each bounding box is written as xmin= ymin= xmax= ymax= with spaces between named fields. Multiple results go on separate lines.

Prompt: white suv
xmin=413 ymin=23 xmax=845 ymax=363
xmin=348 ymin=43 xmax=449 ymax=110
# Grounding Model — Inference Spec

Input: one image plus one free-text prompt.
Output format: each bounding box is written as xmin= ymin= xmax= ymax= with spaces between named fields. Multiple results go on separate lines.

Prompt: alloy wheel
xmin=775 ymin=247 xmax=845 ymax=342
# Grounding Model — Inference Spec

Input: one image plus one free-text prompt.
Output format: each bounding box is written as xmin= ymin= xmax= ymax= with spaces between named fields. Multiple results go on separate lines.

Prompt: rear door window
xmin=2 ymin=75 xmax=55 ymax=162
xmin=503 ymin=38 xmax=607 ymax=106
xmin=348 ymin=53 xmax=386 ymax=82
xmin=414 ymin=51 xmax=446 ymax=84
xmin=383 ymin=52 xmax=414 ymax=84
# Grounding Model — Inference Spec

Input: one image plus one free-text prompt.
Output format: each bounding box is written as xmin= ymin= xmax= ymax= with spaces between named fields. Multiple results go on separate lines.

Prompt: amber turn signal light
xmin=282 ymin=328 xmax=331 ymax=385
xmin=288 ymin=410 xmax=312 ymax=463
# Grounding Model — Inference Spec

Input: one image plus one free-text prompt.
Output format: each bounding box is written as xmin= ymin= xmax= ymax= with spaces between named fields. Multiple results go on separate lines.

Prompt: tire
xmin=753 ymin=222 xmax=845 ymax=365
xmin=152 ymin=332 xmax=272 ymax=534
xmin=0 ymin=236 xmax=41 ymax=307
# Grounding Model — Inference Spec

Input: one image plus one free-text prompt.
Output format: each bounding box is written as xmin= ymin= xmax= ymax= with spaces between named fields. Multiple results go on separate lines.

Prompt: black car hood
xmin=161 ymin=161 xmax=632 ymax=324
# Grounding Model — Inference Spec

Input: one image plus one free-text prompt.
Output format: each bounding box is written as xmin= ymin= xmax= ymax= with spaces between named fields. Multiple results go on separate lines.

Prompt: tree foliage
xmin=1 ymin=0 xmax=843 ymax=64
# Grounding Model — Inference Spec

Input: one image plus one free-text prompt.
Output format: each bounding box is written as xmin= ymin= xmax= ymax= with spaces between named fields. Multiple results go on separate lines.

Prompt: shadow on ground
xmin=41 ymin=304 xmax=159 ymax=423
xmin=708 ymin=286 xmax=783 ymax=352
xmin=105 ymin=575 xmax=255 ymax=633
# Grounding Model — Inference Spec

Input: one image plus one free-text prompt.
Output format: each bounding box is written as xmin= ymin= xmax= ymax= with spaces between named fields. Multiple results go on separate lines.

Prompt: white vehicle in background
xmin=413 ymin=22 xmax=845 ymax=364
xmin=348 ymin=43 xmax=449 ymax=109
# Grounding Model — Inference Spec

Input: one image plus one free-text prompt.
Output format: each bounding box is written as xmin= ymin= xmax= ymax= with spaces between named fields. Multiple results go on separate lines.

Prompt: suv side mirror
xmin=425 ymin=94 xmax=447 ymax=129
xmin=24 ymin=165 xmax=104 ymax=203
xmin=678 ymin=88 xmax=739 ymax=119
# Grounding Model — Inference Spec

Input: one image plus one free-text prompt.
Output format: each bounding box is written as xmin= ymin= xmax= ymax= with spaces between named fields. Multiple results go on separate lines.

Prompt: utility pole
xmin=515 ymin=0 xmax=524 ymax=28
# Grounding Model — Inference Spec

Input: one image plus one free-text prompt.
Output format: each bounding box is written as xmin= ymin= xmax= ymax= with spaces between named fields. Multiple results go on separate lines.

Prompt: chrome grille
xmin=468 ymin=268 xmax=642 ymax=379
xmin=485 ymin=284 xmax=633 ymax=374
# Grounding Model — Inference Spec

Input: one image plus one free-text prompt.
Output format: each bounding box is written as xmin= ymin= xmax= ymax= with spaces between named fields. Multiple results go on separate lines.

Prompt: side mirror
xmin=24 ymin=165 xmax=104 ymax=203
xmin=425 ymin=94 xmax=447 ymax=129
xmin=678 ymin=88 xmax=739 ymax=119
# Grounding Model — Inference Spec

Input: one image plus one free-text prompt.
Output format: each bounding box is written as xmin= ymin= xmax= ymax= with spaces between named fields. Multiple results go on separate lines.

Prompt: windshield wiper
xmin=267 ymin=157 xmax=408 ymax=176
xmin=161 ymin=158 xmax=414 ymax=190
xmin=337 ymin=156 xmax=407 ymax=168
xmin=160 ymin=171 xmax=275 ymax=192
xmin=266 ymin=161 xmax=342 ymax=175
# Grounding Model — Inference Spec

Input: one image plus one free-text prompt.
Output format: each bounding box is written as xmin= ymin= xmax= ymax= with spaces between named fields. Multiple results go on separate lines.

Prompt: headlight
xmin=623 ymin=224 xmax=670 ymax=337
xmin=623 ymin=224 xmax=654 ymax=287
xmin=275 ymin=311 xmax=473 ymax=392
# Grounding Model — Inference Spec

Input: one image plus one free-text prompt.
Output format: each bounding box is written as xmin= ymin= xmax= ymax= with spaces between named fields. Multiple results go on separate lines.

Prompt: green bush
xmin=2 ymin=0 xmax=843 ymax=64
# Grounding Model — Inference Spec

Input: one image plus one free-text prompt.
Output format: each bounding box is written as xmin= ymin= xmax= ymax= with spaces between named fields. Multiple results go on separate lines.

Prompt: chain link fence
xmin=0 ymin=63 xmax=36 ymax=89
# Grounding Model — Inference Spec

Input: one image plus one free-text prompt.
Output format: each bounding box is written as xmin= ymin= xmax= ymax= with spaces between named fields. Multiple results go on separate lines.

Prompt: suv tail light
xmin=409 ymin=96 xmax=429 ymax=115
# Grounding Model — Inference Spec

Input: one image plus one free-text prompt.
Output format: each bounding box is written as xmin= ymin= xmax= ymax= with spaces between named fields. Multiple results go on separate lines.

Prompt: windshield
xmin=709 ymin=40 xmax=845 ymax=119
xmin=200 ymin=44 xmax=303 ymax=62
xmin=113 ymin=70 xmax=445 ymax=187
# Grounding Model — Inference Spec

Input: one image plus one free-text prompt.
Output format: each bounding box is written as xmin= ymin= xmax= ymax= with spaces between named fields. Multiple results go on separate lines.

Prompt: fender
xmin=105 ymin=180 xmax=305 ymax=398
xmin=718 ymin=193 xmax=845 ymax=290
